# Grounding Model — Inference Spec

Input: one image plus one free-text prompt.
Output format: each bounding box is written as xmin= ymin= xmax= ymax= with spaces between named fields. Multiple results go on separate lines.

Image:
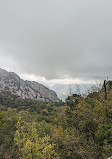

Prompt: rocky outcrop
xmin=0 ymin=68 xmax=59 ymax=102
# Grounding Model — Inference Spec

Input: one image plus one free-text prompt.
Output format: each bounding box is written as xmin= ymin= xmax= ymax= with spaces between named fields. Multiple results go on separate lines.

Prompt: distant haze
xmin=0 ymin=0 xmax=112 ymax=87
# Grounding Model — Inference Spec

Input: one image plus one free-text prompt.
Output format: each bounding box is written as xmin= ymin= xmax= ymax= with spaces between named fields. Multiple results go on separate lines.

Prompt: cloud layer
xmin=0 ymin=0 xmax=112 ymax=82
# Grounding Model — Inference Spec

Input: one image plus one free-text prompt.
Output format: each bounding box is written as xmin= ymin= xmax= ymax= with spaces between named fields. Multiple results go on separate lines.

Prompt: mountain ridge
xmin=0 ymin=68 xmax=59 ymax=102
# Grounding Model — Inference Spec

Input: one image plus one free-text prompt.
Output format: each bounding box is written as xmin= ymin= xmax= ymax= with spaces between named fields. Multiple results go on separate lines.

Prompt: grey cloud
xmin=0 ymin=0 xmax=112 ymax=80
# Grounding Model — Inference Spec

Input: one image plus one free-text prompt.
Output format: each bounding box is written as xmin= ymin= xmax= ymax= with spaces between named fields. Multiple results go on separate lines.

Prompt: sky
xmin=0 ymin=0 xmax=112 ymax=87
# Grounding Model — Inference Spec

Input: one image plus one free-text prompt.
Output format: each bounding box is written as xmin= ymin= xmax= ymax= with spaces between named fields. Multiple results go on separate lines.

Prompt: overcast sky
xmin=0 ymin=0 xmax=112 ymax=86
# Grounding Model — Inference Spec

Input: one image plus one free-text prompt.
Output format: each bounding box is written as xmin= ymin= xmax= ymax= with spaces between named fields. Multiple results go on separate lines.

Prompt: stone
xmin=0 ymin=68 xmax=59 ymax=102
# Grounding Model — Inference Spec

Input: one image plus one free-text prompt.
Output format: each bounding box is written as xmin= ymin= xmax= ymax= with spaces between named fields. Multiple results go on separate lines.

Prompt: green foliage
xmin=0 ymin=108 xmax=17 ymax=158
xmin=95 ymin=123 xmax=112 ymax=157
xmin=1 ymin=82 xmax=112 ymax=158
xmin=14 ymin=115 xmax=60 ymax=159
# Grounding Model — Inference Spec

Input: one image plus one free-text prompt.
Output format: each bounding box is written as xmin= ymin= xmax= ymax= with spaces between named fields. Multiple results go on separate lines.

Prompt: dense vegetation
xmin=0 ymin=81 xmax=112 ymax=159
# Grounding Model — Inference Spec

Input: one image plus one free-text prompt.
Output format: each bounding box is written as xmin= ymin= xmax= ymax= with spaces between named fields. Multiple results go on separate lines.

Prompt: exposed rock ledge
xmin=0 ymin=68 xmax=59 ymax=102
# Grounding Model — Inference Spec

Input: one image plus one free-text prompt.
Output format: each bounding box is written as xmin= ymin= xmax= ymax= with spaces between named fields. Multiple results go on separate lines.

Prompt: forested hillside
xmin=0 ymin=81 xmax=112 ymax=159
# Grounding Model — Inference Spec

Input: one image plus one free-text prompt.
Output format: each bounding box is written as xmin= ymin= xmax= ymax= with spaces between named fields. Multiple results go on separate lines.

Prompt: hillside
xmin=0 ymin=68 xmax=59 ymax=102
xmin=49 ymin=83 xmax=93 ymax=100
xmin=1 ymin=81 xmax=112 ymax=158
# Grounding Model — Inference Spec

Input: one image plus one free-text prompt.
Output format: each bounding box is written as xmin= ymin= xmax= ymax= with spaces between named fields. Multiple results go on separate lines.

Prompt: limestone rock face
xmin=0 ymin=68 xmax=59 ymax=102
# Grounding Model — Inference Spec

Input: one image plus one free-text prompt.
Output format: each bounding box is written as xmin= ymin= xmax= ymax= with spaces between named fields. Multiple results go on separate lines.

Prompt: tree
xmin=14 ymin=115 xmax=60 ymax=159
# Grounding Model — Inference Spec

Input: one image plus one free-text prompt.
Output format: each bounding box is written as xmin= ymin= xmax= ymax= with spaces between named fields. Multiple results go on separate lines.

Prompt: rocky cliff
xmin=0 ymin=68 xmax=59 ymax=102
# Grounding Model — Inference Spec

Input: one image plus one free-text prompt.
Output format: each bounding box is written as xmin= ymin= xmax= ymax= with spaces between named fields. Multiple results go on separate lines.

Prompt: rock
xmin=0 ymin=68 xmax=59 ymax=102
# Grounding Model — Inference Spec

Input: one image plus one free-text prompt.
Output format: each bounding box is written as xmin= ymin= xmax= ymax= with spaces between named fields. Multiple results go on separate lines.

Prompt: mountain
xmin=49 ymin=84 xmax=93 ymax=101
xmin=0 ymin=68 xmax=59 ymax=102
